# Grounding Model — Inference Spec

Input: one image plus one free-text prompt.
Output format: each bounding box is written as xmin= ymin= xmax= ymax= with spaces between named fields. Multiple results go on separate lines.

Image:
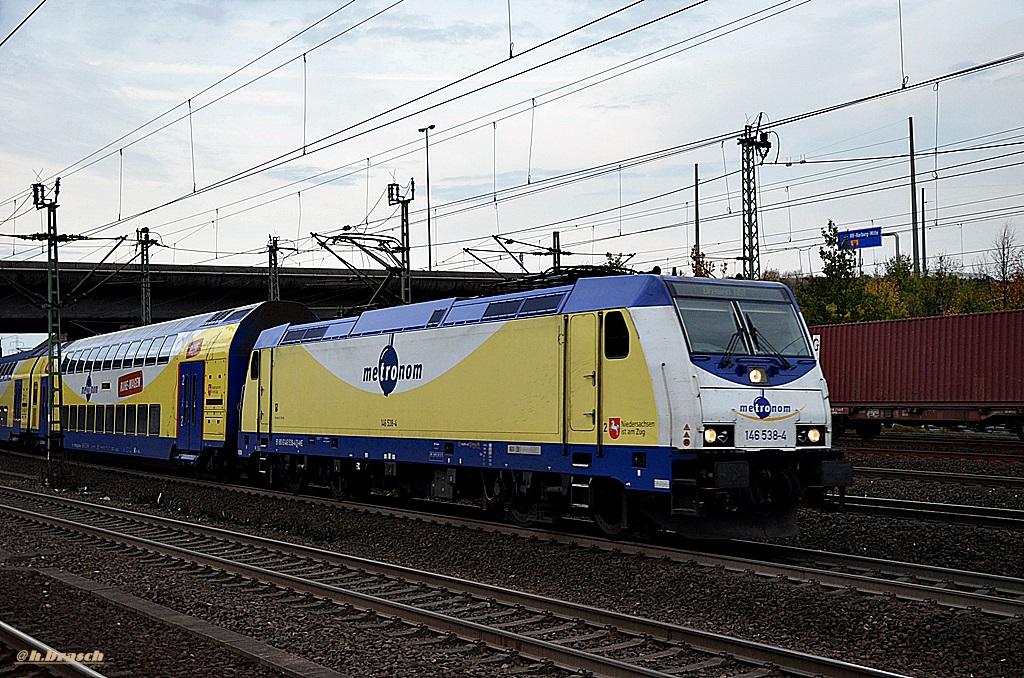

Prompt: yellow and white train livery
xmin=0 ymin=301 xmax=313 ymax=473
xmin=238 ymin=275 xmax=852 ymax=538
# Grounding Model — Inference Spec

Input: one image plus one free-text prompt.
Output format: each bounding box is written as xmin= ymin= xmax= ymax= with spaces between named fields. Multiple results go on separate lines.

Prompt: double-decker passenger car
xmin=239 ymin=275 xmax=851 ymax=538
xmin=0 ymin=301 xmax=313 ymax=473
xmin=0 ymin=345 xmax=50 ymax=447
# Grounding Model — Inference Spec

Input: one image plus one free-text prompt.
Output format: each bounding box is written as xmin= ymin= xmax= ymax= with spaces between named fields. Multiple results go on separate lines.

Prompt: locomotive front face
xmin=669 ymin=280 xmax=829 ymax=449
xmin=654 ymin=279 xmax=849 ymax=538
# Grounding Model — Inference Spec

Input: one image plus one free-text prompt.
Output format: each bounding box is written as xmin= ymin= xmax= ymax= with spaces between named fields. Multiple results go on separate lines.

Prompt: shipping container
xmin=810 ymin=309 xmax=1024 ymax=439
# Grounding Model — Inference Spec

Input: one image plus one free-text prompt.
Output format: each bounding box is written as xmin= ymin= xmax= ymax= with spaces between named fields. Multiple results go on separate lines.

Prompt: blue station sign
xmin=839 ymin=227 xmax=882 ymax=249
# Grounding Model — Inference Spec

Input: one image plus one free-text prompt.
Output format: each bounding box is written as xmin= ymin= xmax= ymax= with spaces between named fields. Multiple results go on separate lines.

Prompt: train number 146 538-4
xmin=744 ymin=429 xmax=787 ymax=441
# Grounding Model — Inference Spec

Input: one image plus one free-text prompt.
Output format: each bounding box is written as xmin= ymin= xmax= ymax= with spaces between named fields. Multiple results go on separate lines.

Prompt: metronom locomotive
xmin=1 ymin=274 xmax=852 ymax=539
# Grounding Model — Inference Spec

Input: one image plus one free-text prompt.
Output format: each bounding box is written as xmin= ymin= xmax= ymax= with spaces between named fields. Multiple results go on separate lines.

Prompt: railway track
xmin=4 ymin=451 xmax=1024 ymax=617
xmin=844 ymin=432 xmax=1024 ymax=450
xmin=853 ymin=466 xmax=1024 ymax=489
xmin=0 ymin=484 xmax=907 ymax=678
xmin=5 ymin=456 xmax=1024 ymax=621
xmin=845 ymin=432 xmax=1024 ymax=461
xmin=843 ymin=495 xmax=1024 ymax=530
xmin=848 ymin=447 xmax=1024 ymax=463
xmin=0 ymin=619 xmax=107 ymax=678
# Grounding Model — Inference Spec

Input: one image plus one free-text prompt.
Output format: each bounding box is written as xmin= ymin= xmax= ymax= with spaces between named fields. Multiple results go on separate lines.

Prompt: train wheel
xmin=285 ymin=466 xmax=307 ymax=494
xmin=328 ymin=473 xmax=350 ymax=501
xmin=265 ymin=460 xmax=283 ymax=490
xmin=592 ymin=479 xmax=631 ymax=538
xmin=508 ymin=494 xmax=536 ymax=527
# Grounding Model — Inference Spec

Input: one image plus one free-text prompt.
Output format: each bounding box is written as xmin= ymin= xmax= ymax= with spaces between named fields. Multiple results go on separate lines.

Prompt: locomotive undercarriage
xmin=244 ymin=452 xmax=639 ymax=537
xmin=664 ymin=450 xmax=852 ymax=539
xmin=241 ymin=449 xmax=851 ymax=540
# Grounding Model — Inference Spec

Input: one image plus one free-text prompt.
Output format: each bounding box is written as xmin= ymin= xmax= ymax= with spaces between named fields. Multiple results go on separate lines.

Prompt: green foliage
xmin=796 ymin=220 xmax=868 ymax=325
xmin=603 ymin=252 xmax=634 ymax=272
xmin=794 ymin=220 xmax=995 ymax=325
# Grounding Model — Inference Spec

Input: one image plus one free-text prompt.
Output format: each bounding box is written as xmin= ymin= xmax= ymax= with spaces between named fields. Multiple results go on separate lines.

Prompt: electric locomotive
xmin=239 ymin=274 xmax=851 ymax=539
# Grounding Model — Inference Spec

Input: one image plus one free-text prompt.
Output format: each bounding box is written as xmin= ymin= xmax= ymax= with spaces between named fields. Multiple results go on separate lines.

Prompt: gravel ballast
xmin=1 ymin=451 xmax=1022 ymax=677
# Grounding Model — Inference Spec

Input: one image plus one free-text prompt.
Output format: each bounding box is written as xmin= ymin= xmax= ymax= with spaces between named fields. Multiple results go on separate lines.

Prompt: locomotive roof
xmin=256 ymin=274 xmax=795 ymax=349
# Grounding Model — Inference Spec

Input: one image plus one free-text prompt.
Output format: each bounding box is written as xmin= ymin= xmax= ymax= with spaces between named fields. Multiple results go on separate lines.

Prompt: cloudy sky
xmin=2 ymin=0 xmax=1023 ymax=316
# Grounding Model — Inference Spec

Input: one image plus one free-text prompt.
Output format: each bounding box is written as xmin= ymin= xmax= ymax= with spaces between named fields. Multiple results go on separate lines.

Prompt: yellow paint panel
xmin=268 ymin=317 xmax=563 ymax=441
xmin=601 ymin=311 xmax=659 ymax=447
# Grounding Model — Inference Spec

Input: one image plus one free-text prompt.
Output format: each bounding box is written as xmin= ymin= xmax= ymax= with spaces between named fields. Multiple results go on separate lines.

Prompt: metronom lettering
xmin=363 ymin=363 xmax=423 ymax=382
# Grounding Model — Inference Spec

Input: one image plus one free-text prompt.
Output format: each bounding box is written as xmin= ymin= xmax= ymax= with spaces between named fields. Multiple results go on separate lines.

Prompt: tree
xmin=921 ymin=255 xmax=989 ymax=315
xmin=795 ymin=220 xmax=867 ymax=325
xmin=603 ymin=252 xmax=635 ymax=272
xmin=862 ymin=275 xmax=907 ymax=319
xmin=986 ymin=223 xmax=1024 ymax=309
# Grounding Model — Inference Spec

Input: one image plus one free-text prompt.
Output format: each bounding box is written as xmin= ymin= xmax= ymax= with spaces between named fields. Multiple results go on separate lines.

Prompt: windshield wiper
xmin=718 ymin=330 xmax=745 ymax=368
xmin=745 ymin=314 xmax=792 ymax=370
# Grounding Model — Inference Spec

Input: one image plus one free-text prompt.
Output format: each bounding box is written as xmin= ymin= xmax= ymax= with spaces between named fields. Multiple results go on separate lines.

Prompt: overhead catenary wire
xmin=1 ymin=0 xmax=365 ymax=205
xmin=77 ymin=1 xmax=705 ymax=238
xmin=4 ymin=5 xmax=1023 ymax=280
xmin=0 ymin=0 xmax=48 ymax=49
xmin=0 ymin=0 xmax=826 ymax=234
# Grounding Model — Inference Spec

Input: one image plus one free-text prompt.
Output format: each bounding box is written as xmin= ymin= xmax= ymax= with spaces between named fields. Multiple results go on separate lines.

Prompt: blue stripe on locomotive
xmin=239 ymin=432 xmax=688 ymax=494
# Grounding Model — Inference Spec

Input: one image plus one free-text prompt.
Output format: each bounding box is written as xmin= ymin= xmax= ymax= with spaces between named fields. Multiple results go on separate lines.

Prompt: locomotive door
xmin=12 ymin=380 xmax=23 ymax=435
xmin=177 ymin=361 xmax=205 ymax=452
xmin=38 ymin=377 xmax=48 ymax=438
xmin=257 ymin=349 xmax=273 ymax=440
xmin=566 ymin=313 xmax=601 ymax=449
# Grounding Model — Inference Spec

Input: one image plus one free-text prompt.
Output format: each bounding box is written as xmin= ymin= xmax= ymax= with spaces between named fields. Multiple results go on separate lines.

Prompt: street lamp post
xmin=418 ymin=124 xmax=435 ymax=271
xmin=882 ymin=232 xmax=901 ymax=262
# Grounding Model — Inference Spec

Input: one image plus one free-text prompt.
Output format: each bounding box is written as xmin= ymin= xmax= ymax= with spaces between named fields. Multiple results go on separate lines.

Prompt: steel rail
xmin=854 ymin=466 xmax=1024 ymax=489
xmin=847 ymin=447 xmax=1024 ymax=462
xmin=850 ymin=432 xmax=1024 ymax=450
xmin=731 ymin=542 xmax=1024 ymax=600
xmin=0 ymin=486 xmax=907 ymax=678
xmin=0 ymin=620 xmax=108 ymax=678
xmin=843 ymin=495 xmax=1024 ymax=529
xmin=3 ymin=459 xmax=1023 ymax=616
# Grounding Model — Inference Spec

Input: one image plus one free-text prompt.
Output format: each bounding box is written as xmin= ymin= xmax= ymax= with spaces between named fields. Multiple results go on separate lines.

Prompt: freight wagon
xmin=811 ymin=310 xmax=1024 ymax=440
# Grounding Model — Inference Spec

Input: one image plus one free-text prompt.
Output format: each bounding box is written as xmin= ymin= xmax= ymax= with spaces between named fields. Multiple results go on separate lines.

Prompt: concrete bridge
xmin=0 ymin=261 xmax=506 ymax=339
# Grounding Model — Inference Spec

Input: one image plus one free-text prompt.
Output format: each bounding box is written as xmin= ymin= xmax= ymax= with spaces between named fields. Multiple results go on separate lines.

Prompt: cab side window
xmin=604 ymin=311 xmax=630 ymax=359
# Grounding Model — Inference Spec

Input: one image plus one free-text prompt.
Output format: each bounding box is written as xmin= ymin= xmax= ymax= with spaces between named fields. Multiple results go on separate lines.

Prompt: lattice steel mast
xmin=738 ymin=122 xmax=772 ymax=280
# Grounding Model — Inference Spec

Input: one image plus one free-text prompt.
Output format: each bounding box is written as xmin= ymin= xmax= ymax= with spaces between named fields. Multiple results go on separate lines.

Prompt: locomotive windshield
xmin=669 ymin=282 xmax=813 ymax=359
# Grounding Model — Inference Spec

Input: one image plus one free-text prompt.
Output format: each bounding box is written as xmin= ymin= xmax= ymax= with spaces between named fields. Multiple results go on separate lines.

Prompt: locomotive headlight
xmin=703 ymin=425 xmax=733 ymax=447
xmin=747 ymin=367 xmax=768 ymax=385
xmin=796 ymin=425 xmax=825 ymax=446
